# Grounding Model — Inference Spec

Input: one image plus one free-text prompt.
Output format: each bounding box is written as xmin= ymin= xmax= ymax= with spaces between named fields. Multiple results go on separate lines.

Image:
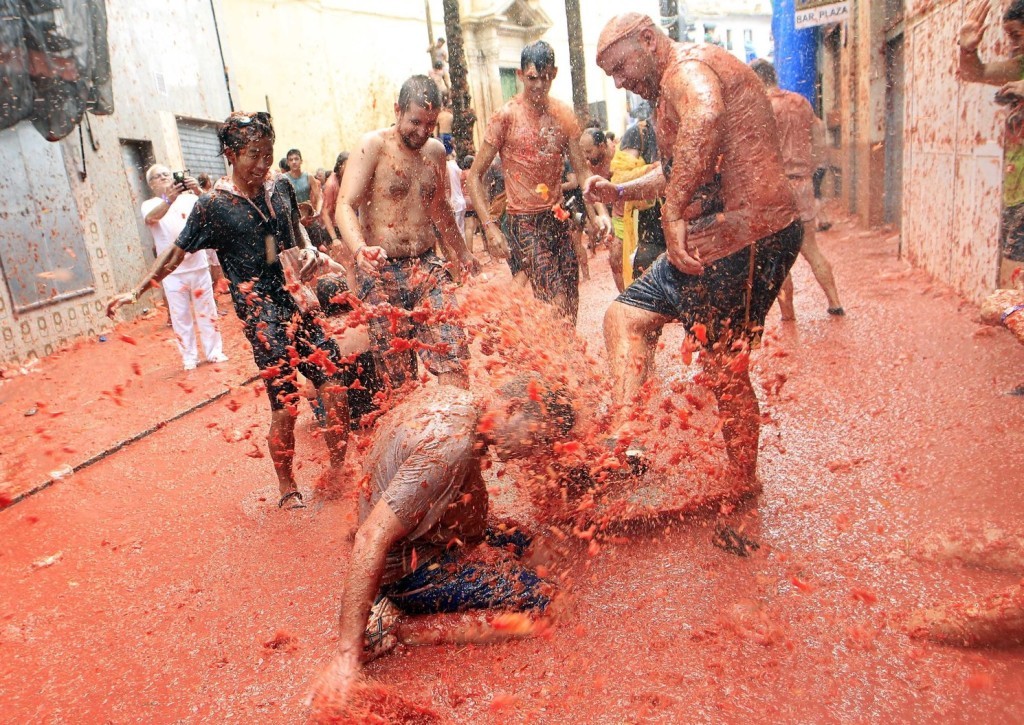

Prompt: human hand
xmin=298 ymin=247 xmax=323 ymax=281
xmin=959 ymin=1 xmax=990 ymax=51
xmin=460 ymin=251 xmax=482 ymax=278
xmin=355 ymin=245 xmax=388 ymax=274
xmin=483 ymin=223 xmax=509 ymax=260
xmin=582 ymin=175 xmax=618 ymax=204
xmin=105 ymin=292 xmax=136 ymax=318
xmin=663 ymin=218 xmax=703 ymax=275
xmin=998 ymin=79 xmax=1024 ymax=101
xmin=591 ymin=214 xmax=613 ymax=243
xmin=306 ymin=651 xmax=362 ymax=714
xmin=181 ymin=176 xmax=201 ymax=195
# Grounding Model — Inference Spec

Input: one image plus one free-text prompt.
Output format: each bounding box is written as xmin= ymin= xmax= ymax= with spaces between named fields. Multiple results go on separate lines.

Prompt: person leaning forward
xmin=583 ymin=13 xmax=802 ymax=490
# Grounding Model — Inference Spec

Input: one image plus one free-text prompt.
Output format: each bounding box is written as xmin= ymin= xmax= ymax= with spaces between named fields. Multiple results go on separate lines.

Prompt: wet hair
xmin=606 ymin=131 xmax=615 ymax=142
xmin=286 ymin=148 xmax=301 ymax=159
xmin=521 ymin=40 xmax=556 ymax=74
xmin=458 ymin=154 xmax=475 ymax=170
xmin=333 ymin=151 xmax=349 ymax=177
xmin=437 ymin=37 xmax=445 ymax=44
xmin=1006 ymin=0 xmax=1024 ymax=22
xmin=278 ymin=157 xmax=288 ymax=171
xmin=498 ymin=376 xmax=576 ymax=441
xmin=433 ymin=60 xmax=443 ymax=70
xmin=583 ymin=127 xmax=606 ymax=146
xmin=314 ymin=274 xmax=352 ymax=317
xmin=398 ymin=74 xmax=442 ymax=112
xmin=750 ymin=59 xmax=778 ymax=87
xmin=217 ymin=111 xmax=275 ymax=154
xmin=197 ymin=172 xmax=212 ymax=190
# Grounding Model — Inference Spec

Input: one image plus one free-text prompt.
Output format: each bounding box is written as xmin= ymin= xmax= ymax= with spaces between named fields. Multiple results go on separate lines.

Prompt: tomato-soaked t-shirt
xmin=483 ymin=95 xmax=582 ymax=215
xmin=358 ymin=386 xmax=488 ymax=585
xmin=766 ymin=87 xmax=820 ymax=179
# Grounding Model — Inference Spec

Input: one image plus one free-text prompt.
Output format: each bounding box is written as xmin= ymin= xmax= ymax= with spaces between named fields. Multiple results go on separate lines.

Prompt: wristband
xmin=616 ymin=184 xmax=625 ymax=201
xmin=1002 ymin=303 xmax=1024 ymax=323
xmin=161 ymin=195 xmax=170 ymax=205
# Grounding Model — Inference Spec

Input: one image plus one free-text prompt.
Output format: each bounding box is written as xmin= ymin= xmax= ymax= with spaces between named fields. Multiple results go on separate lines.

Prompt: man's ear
xmin=394 ymin=102 xmax=401 ymax=121
xmin=550 ymin=66 xmax=559 ymax=81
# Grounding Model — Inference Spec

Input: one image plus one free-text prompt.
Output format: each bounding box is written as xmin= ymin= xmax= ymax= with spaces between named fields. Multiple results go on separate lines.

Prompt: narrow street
xmin=1 ymin=217 xmax=1023 ymax=723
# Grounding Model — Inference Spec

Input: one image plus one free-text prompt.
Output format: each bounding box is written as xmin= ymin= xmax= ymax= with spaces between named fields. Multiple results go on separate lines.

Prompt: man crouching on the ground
xmin=310 ymin=377 xmax=575 ymax=709
xmin=107 ymin=112 xmax=350 ymax=510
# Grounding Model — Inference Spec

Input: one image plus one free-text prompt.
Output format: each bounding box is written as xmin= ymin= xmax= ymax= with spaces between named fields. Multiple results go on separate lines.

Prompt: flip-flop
xmin=278 ymin=490 xmax=306 ymax=509
xmin=827 ymin=306 xmax=845 ymax=316
xmin=364 ymin=596 xmax=401 ymax=661
xmin=712 ymin=524 xmax=760 ymax=557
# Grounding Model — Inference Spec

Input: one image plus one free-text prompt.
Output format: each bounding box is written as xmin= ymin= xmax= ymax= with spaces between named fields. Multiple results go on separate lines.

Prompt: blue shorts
xmin=381 ymin=528 xmax=551 ymax=615
xmin=616 ymin=221 xmax=803 ymax=344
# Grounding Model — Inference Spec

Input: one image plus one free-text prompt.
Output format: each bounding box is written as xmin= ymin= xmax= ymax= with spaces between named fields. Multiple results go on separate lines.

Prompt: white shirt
xmin=141 ymin=193 xmax=208 ymax=275
xmin=446 ymin=159 xmax=465 ymax=215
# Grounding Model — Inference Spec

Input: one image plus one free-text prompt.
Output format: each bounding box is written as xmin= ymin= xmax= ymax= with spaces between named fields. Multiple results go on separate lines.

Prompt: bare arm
xmin=310 ymin=175 xmax=323 ymax=216
xmin=431 ymin=149 xmax=477 ymax=279
xmin=467 ymin=141 xmax=509 ymax=257
xmin=958 ymin=1 xmax=1024 ymax=84
xmin=105 ymin=244 xmax=186 ymax=317
xmin=338 ymin=132 xmax=388 ymax=273
xmin=583 ymin=162 xmax=667 ymax=204
xmin=566 ymin=137 xmax=610 ymax=240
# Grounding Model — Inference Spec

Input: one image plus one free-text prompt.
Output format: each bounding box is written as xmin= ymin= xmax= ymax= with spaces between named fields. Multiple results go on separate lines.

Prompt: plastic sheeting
xmin=0 ymin=0 xmax=113 ymax=142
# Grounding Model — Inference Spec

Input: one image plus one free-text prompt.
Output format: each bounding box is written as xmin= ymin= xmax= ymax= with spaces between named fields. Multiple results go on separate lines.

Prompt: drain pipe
xmin=209 ymin=0 xmax=235 ymax=112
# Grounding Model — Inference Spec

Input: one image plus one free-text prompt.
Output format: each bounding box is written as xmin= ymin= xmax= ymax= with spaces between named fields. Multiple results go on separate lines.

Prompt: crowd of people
xmin=101 ymin=11 xmax=1023 ymax=718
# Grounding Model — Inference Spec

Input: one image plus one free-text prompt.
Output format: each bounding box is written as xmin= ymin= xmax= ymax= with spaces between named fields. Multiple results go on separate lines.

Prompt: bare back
xmin=347 ymin=127 xmax=448 ymax=260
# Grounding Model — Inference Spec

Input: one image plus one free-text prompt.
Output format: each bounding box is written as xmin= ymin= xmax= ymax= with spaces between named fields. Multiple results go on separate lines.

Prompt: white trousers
xmin=161 ymin=268 xmax=223 ymax=366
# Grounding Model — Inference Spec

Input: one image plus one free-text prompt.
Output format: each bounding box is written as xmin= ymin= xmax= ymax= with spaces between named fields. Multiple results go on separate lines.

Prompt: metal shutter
xmin=176 ymin=120 xmax=227 ymax=179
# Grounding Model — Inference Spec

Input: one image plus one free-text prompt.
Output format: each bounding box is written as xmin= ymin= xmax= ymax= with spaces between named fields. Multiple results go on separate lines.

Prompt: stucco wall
xmin=903 ymin=0 xmax=1004 ymax=303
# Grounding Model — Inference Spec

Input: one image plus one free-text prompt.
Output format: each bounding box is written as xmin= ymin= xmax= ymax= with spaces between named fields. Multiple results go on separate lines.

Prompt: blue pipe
xmin=771 ymin=0 xmax=818 ymax=108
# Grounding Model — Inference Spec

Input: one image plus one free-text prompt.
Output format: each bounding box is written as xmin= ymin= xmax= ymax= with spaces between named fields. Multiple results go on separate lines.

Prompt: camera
xmin=172 ymin=169 xmax=190 ymax=186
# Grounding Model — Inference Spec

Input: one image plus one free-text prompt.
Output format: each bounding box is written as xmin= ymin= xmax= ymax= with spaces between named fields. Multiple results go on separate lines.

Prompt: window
xmin=0 ymin=123 xmax=93 ymax=313
xmin=499 ymin=68 xmax=519 ymax=102
xmin=744 ymin=29 xmax=753 ymax=43
xmin=176 ymin=119 xmax=228 ymax=179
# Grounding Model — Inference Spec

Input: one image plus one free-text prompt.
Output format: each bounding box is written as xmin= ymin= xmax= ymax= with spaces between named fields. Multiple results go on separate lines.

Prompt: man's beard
xmin=401 ymin=132 xmax=428 ymax=150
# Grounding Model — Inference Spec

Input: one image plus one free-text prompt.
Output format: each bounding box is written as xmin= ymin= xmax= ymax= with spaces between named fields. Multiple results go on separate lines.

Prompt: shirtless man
xmin=467 ymin=41 xmax=611 ymax=324
xmin=337 ymin=75 xmax=475 ymax=390
xmin=436 ymin=95 xmax=454 ymax=156
xmin=583 ymin=14 xmax=802 ymax=486
xmin=751 ymin=59 xmax=844 ymax=319
xmin=310 ymin=378 xmax=574 ymax=714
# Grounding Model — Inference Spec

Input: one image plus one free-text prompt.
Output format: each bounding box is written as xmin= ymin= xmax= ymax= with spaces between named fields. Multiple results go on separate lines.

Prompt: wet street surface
xmin=2 ymin=217 xmax=1023 ymax=723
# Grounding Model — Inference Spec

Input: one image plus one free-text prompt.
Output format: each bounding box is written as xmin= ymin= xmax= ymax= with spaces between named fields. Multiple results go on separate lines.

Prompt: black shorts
xmin=241 ymin=300 xmax=347 ymax=411
xmin=617 ymin=221 xmax=803 ymax=344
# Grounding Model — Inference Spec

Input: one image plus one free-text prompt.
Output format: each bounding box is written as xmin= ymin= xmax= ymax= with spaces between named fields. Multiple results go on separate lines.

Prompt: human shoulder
xmin=141 ymin=197 xmax=161 ymax=217
xmin=548 ymin=98 xmax=581 ymax=135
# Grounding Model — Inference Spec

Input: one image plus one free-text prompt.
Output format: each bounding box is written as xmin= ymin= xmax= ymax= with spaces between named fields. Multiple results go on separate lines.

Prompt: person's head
xmin=197 ymin=172 xmax=213 ymax=192
xmin=596 ymin=13 xmax=666 ymax=100
xmin=145 ymin=164 xmax=174 ymax=196
xmin=605 ymin=131 xmax=616 ymax=146
xmin=395 ymin=74 xmax=442 ymax=150
xmin=518 ymin=41 xmax=557 ymax=107
xmin=314 ymin=167 xmax=328 ymax=186
xmin=749 ymin=59 xmax=778 ymax=88
xmin=483 ymin=376 xmax=577 ymax=460
xmin=1005 ymin=0 xmax=1024 ymax=55
xmin=580 ymin=127 xmax=607 ymax=166
xmin=286 ymin=149 xmax=302 ymax=173
xmin=433 ymin=60 xmax=443 ymax=71
xmin=333 ymin=151 xmax=349 ymax=179
xmin=314 ymin=274 xmax=352 ymax=317
xmin=278 ymin=157 xmax=288 ymax=172
xmin=459 ymin=154 xmax=475 ymax=171
xmin=218 ymin=111 xmax=275 ymax=188
xmin=438 ymin=37 xmax=445 ymax=46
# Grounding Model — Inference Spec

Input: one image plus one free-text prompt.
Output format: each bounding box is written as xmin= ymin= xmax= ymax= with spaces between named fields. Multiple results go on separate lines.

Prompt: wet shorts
xmin=616 ymin=221 xmax=803 ymax=344
xmin=381 ymin=528 xmax=551 ymax=615
xmin=358 ymin=250 xmax=469 ymax=388
xmin=241 ymin=298 xmax=347 ymax=411
xmin=506 ymin=210 xmax=579 ymax=321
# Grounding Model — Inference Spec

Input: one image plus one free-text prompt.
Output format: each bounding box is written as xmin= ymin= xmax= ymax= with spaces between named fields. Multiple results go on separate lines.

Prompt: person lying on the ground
xmin=583 ymin=13 xmax=800 ymax=486
xmin=107 ymin=111 xmax=351 ymax=511
xmin=905 ymin=525 xmax=1024 ymax=647
xmin=309 ymin=377 xmax=576 ymax=710
xmin=337 ymin=74 xmax=478 ymax=392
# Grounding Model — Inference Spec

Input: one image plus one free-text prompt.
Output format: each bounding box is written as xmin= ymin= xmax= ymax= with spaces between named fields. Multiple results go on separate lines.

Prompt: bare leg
xmin=913 ymin=526 xmax=1024 ymax=573
xmin=464 ymin=216 xmax=478 ymax=254
xmin=317 ymin=381 xmax=350 ymax=471
xmin=703 ymin=347 xmax=761 ymax=488
xmin=800 ymin=224 xmax=843 ymax=310
xmin=604 ymin=301 xmax=671 ymax=432
xmin=906 ymin=584 xmax=1024 ymax=647
xmin=571 ymin=226 xmax=589 ymax=281
xmin=268 ymin=408 xmax=299 ymax=499
xmin=777 ymin=273 xmax=796 ymax=321
xmin=609 ymin=234 xmax=625 ymax=293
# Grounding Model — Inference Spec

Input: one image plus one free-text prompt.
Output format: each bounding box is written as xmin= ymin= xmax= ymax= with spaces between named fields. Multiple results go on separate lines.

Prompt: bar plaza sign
xmin=794 ymin=0 xmax=850 ymax=28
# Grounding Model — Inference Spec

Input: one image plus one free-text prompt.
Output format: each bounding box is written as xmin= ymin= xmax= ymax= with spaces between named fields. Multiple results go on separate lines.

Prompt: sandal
xmin=363 ymin=596 xmax=401 ymax=661
xmin=278 ymin=490 xmax=306 ymax=509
